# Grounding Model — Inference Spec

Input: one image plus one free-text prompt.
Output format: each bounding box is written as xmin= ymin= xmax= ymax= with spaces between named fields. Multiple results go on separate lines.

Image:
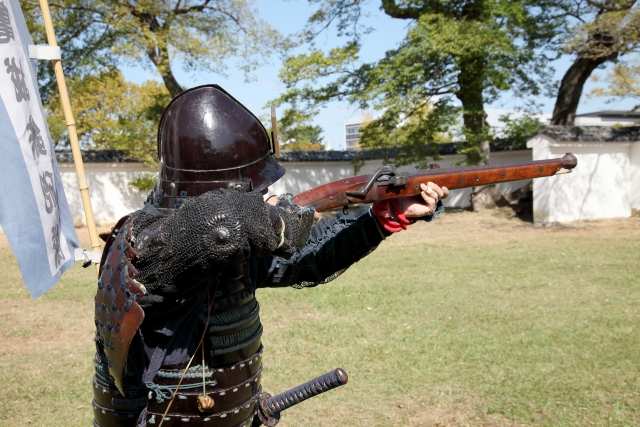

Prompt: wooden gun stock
xmin=293 ymin=153 xmax=577 ymax=212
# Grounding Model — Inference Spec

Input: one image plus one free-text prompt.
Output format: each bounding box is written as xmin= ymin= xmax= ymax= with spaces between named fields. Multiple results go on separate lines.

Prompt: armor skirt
xmin=142 ymin=344 xmax=263 ymax=426
xmin=94 ymin=297 xmax=264 ymax=427
xmin=93 ymin=345 xmax=263 ymax=427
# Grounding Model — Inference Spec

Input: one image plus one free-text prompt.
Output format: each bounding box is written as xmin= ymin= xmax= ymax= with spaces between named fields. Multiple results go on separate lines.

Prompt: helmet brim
xmin=247 ymin=154 xmax=285 ymax=192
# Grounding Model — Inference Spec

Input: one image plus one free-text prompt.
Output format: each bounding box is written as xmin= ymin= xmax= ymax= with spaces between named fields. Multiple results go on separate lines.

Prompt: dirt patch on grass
xmin=401 ymin=400 xmax=527 ymax=427
xmin=389 ymin=208 xmax=640 ymax=247
xmin=0 ymin=298 xmax=93 ymax=356
xmin=296 ymin=393 xmax=528 ymax=427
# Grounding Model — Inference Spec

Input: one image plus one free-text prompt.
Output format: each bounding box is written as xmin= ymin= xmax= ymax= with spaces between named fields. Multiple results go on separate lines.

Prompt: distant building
xmin=345 ymin=122 xmax=362 ymax=150
xmin=575 ymin=109 xmax=640 ymax=126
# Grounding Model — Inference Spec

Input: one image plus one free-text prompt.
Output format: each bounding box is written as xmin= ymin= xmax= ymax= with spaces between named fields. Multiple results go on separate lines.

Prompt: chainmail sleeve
xmin=132 ymin=189 xmax=314 ymax=293
xmin=257 ymin=208 xmax=387 ymax=288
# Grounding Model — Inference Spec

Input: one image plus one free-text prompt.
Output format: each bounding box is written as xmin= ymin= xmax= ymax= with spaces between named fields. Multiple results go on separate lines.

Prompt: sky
xmin=122 ymin=0 xmax=637 ymax=150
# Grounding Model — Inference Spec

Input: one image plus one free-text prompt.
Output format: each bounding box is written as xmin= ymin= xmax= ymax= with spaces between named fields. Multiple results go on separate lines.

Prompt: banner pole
xmin=270 ymin=105 xmax=280 ymax=158
xmin=37 ymin=0 xmax=101 ymax=255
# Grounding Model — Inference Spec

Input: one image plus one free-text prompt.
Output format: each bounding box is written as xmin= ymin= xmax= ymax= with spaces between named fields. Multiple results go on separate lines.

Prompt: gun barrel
xmin=293 ymin=153 xmax=578 ymax=212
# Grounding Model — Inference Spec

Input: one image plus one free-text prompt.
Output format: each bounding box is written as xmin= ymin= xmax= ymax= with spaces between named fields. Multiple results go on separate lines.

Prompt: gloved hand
xmin=273 ymin=194 xmax=315 ymax=253
xmin=219 ymin=191 xmax=314 ymax=257
xmin=372 ymin=182 xmax=448 ymax=233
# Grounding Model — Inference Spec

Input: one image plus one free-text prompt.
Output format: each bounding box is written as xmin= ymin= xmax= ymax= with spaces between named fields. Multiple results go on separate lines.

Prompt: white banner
xmin=0 ymin=0 xmax=77 ymax=297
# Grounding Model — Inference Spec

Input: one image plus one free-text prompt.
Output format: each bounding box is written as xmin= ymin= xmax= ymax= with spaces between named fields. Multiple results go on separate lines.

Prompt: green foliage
xmin=502 ymin=114 xmax=544 ymax=140
xmin=22 ymin=0 xmax=123 ymax=102
xmin=277 ymin=1 xmax=557 ymax=165
xmin=495 ymin=114 xmax=544 ymax=150
xmin=47 ymin=70 xmax=170 ymax=164
xmin=276 ymin=108 xmax=325 ymax=151
xmin=24 ymin=1 xmax=281 ymax=98
xmin=548 ymin=1 xmax=640 ymax=124
xmin=359 ymin=102 xmax=455 ymax=167
xmin=592 ymin=61 xmax=640 ymax=100
xmin=24 ymin=1 xmax=281 ymax=163
xmin=131 ymin=174 xmax=158 ymax=192
xmin=562 ymin=2 xmax=640 ymax=59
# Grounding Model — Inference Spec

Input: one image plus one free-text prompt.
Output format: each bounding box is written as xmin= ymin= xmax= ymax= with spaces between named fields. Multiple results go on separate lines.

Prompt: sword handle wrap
xmin=259 ymin=368 xmax=348 ymax=423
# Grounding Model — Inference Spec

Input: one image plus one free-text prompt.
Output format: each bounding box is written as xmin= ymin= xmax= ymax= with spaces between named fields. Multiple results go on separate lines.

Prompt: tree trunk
xmin=456 ymin=56 xmax=492 ymax=211
xmin=157 ymin=65 xmax=183 ymax=98
xmin=551 ymin=54 xmax=617 ymax=125
xmin=146 ymin=42 xmax=183 ymax=97
xmin=456 ymin=56 xmax=490 ymax=166
xmin=128 ymin=9 xmax=184 ymax=97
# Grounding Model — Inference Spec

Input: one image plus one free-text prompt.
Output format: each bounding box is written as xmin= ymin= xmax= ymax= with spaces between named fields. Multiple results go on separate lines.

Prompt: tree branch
xmin=204 ymin=4 xmax=248 ymax=34
xmin=381 ymin=0 xmax=425 ymax=19
xmin=125 ymin=2 xmax=161 ymax=32
xmin=174 ymin=0 xmax=212 ymax=15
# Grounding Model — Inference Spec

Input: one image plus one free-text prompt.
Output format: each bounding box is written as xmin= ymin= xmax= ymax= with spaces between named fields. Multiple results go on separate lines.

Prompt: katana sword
xmin=256 ymin=368 xmax=349 ymax=426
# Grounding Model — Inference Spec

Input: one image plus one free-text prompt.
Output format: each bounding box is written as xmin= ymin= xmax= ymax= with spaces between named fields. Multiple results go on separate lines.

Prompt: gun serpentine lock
xmin=293 ymin=153 xmax=578 ymax=212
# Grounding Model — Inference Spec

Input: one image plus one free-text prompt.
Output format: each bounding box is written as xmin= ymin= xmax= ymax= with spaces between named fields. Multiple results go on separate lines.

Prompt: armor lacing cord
xmin=148 ymin=366 xmax=263 ymax=406
xmin=147 ymin=379 xmax=209 ymax=403
xmin=158 ymin=291 xmax=214 ymax=427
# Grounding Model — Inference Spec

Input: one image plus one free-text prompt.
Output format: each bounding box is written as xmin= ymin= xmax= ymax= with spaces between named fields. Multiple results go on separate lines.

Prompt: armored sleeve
xmin=130 ymin=190 xmax=314 ymax=301
xmin=257 ymin=208 xmax=387 ymax=288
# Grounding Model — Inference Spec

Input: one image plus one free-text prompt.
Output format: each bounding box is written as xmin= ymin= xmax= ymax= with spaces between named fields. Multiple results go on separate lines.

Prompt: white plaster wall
xmin=528 ymin=136 xmax=632 ymax=223
xmin=269 ymin=161 xmax=356 ymax=195
xmin=629 ymin=142 xmax=640 ymax=210
xmin=575 ymin=117 xmax=607 ymax=126
xmin=61 ymin=150 xmax=532 ymax=226
xmin=60 ymin=163 xmax=151 ymax=226
xmin=574 ymin=117 xmax=639 ymax=126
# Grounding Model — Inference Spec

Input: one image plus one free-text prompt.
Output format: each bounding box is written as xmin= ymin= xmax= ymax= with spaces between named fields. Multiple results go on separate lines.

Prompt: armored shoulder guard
xmin=95 ymin=217 xmax=146 ymax=395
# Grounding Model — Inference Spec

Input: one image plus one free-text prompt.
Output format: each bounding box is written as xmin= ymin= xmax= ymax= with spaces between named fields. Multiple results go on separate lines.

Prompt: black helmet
xmin=154 ymin=84 xmax=284 ymax=208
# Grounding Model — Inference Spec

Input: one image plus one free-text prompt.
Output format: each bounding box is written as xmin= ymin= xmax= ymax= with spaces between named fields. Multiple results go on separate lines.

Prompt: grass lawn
xmin=0 ymin=210 xmax=638 ymax=426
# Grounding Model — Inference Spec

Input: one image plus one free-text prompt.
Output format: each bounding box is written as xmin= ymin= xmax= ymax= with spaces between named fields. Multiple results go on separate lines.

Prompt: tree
xmin=274 ymin=108 xmax=325 ymax=151
xmin=550 ymin=1 xmax=640 ymax=125
xmin=47 ymin=70 xmax=170 ymax=163
xmin=24 ymin=0 xmax=280 ymax=98
xmin=358 ymin=102 xmax=454 ymax=167
xmin=592 ymin=61 xmax=640 ymax=99
xmin=278 ymin=1 xmax=556 ymax=166
xmin=23 ymin=0 xmax=124 ymax=102
xmin=23 ymin=0 xmax=280 ymax=166
xmin=495 ymin=114 xmax=544 ymax=150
